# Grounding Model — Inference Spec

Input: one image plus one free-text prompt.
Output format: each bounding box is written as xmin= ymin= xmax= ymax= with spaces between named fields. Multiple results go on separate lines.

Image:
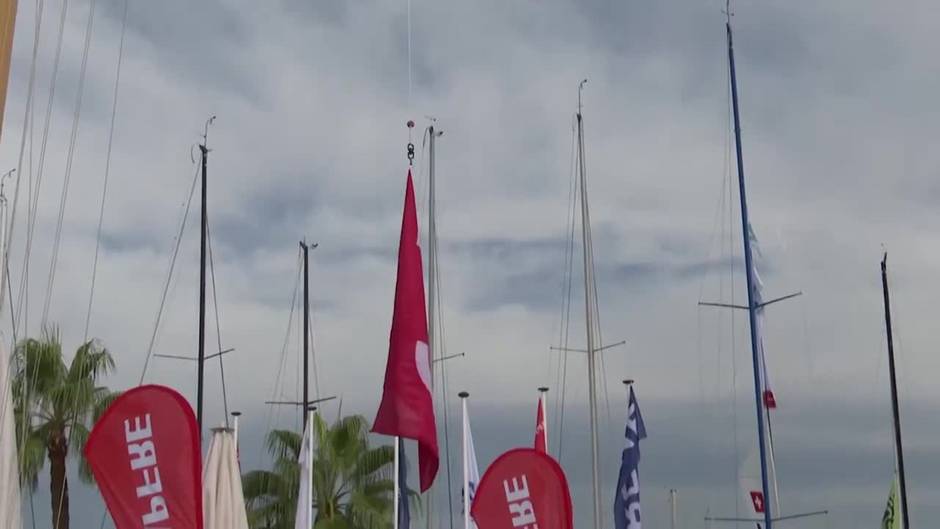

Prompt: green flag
xmin=881 ymin=476 xmax=900 ymax=529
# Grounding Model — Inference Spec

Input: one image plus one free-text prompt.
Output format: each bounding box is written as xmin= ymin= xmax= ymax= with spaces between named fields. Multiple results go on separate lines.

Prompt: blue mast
xmin=726 ymin=16 xmax=774 ymax=529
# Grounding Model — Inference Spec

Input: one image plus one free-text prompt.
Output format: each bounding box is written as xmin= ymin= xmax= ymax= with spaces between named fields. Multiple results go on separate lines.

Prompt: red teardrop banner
xmin=470 ymin=448 xmax=573 ymax=529
xmin=84 ymin=384 xmax=203 ymax=529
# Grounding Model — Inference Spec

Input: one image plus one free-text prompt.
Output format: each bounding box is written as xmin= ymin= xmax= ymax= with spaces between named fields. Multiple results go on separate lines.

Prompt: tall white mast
xmin=460 ymin=392 xmax=471 ymax=529
xmin=576 ymin=79 xmax=602 ymax=529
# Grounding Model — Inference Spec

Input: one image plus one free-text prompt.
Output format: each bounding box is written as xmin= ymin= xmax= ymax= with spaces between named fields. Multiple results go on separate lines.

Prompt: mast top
xmin=578 ymin=79 xmax=588 ymax=115
xmin=458 ymin=391 xmax=469 ymax=399
xmin=201 ymin=115 xmax=216 ymax=152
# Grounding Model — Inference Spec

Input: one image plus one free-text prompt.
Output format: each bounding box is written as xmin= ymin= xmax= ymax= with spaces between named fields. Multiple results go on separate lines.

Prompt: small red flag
xmin=372 ymin=169 xmax=439 ymax=492
xmin=750 ymin=491 xmax=766 ymax=513
xmin=534 ymin=398 xmax=547 ymax=453
xmin=763 ymin=389 xmax=777 ymax=409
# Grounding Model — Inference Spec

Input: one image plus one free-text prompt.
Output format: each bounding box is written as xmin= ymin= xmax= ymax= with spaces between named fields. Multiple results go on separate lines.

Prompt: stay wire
xmin=258 ymin=252 xmax=301 ymax=466
xmin=84 ymin=0 xmax=128 ymax=342
xmin=431 ymin=200 xmax=455 ymax=529
xmin=43 ymin=0 xmax=97 ymax=328
xmin=554 ymin=115 xmax=578 ymax=463
xmin=206 ymin=219 xmax=229 ymax=426
xmin=14 ymin=0 xmax=70 ymax=335
xmin=139 ymin=162 xmax=200 ymax=384
xmin=1 ymin=0 xmax=45 ymax=321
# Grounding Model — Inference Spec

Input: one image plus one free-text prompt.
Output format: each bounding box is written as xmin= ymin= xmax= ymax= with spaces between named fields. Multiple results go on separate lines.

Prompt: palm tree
xmin=12 ymin=328 xmax=117 ymax=529
xmin=243 ymin=414 xmax=399 ymax=529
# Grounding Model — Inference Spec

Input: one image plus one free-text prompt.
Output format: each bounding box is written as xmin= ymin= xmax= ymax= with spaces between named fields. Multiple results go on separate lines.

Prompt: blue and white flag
xmin=614 ymin=386 xmax=647 ymax=529
xmin=461 ymin=404 xmax=481 ymax=529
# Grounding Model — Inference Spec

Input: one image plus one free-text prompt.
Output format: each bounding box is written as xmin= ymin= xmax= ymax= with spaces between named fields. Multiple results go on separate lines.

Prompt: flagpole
xmin=459 ymin=391 xmax=470 ymax=529
xmin=881 ymin=254 xmax=910 ymax=529
xmin=307 ymin=407 xmax=315 ymax=529
xmin=231 ymin=411 xmax=241 ymax=448
xmin=669 ymin=489 xmax=677 ymax=529
xmin=395 ymin=435 xmax=400 ymax=529
xmin=538 ymin=386 xmax=549 ymax=454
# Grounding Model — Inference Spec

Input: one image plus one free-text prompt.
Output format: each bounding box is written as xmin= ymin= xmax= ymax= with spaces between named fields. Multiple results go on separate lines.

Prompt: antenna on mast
xmin=578 ymin=79 xmax=588 ymax=114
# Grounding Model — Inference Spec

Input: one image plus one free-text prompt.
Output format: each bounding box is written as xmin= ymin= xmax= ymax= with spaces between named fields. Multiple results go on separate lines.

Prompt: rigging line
xmin=723 ymin=46 xmax=743 ymax=520
xmin=84 ymin=0 xmax=128 ymax=342
xmin=552 ymin=115 xmax=577 ymax=434
xmin=0 ymin=0 xmax=45 ymax=317
xmin=585 ymin=183 xmax=612 ymax=425
xmin=206 ymin=219 xmax=229 ymax=426
xmin=307 ymin=305 xmax=320 ymax=403
xmin=258 ymin=251 xmax=302 ymax=465
xmin=43 ymin=0 xmax=98 ymax=328
xmin=432 ymin=213 xmax=455 ymax=529
xmin=14 ymin=0 xmax=70 ymax=333
xmin=138 ymin=162 xmax=201 ymax=384
xmin=556 ymin=115 xmax=579 ymax=463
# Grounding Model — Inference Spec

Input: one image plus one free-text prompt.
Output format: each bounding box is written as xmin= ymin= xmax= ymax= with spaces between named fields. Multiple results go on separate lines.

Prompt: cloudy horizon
xmin=2 ymin=0 xmax=939 ymax=528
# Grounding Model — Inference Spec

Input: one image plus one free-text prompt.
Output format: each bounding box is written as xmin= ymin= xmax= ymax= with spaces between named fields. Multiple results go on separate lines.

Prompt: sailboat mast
xmin=576 ymin=80 xmax=602 ymax=529
xmin=726 ymin=19 xmax=773 ymax=529
xmin=881 ymin=254 xmax=910 ymax=529
xmin=428 ymin=125 xmax=437 ymax=379
xmin=197 ymin=142 xmax=208 ymax=436
xmin=302 ymin=240 xmax=310 ymax=430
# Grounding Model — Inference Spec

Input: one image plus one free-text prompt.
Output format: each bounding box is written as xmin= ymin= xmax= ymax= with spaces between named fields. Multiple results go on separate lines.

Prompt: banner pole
xmin=459 ymin=392 xmax=470 ymax=529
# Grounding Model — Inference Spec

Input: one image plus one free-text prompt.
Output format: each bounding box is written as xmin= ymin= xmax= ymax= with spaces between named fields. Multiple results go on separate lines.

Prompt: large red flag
xmin=84 ymin=385 xmax=203 ymax=529
xmin=372 ymin=169 xmax=439 ymax=492
xmin=534 ymin=398 xmax=547 ymax=453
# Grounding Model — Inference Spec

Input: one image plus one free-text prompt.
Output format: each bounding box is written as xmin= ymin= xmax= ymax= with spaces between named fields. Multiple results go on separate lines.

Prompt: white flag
xmin=462 ymin=404 xmax=481 ymax=529
xmin=295 ymin=420 xmax=314 ymax=529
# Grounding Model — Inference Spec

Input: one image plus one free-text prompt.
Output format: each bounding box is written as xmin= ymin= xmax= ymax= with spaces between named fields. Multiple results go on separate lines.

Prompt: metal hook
xmin=406 ymin=119 xmax=416 ymax=165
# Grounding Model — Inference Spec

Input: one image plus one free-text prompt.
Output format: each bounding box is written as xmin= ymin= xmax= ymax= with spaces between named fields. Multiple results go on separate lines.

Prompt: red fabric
xmin=763 ymin=390 xmax=777 ymax=409
xmin=471 ymin=448 xmax=573 ymax=529
xmin=750 ymin=491 xmax=766 ymax=513
xmin=372 ymin=169 xmax=439 ymax=492
xmin=534 ymin=399 xmax=547 ymax=453
xmin=84 ymin=385 xmax=203 ymax=529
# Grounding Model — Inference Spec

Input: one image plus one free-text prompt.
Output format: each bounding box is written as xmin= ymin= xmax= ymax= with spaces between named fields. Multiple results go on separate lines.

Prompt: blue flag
xmin=614 ymin=386 xmax=647 ymax=529
xmin=398 ymin=438 xmax=410 ymax=529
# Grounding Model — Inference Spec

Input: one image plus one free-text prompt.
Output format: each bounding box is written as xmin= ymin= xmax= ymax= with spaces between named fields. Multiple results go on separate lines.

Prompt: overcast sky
xmin=3 ymin=0 xmax=940 ymax=528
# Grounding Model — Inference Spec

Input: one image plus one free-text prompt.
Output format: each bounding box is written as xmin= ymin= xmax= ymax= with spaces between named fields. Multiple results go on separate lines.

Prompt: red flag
xmin=84 ymin=385 xmax=203 ymax=529
xmin=534 ymin=398 xmax=547 ymax=453
xmin=471 ymin=448 xmax=573 ymax=529
xmin=749 ymin=491 xmax=766 ymax=513
xmin=372 ymin=169 xmax=439 ymax=492
xmin=763 ymin=389 xmax=777 ymax=409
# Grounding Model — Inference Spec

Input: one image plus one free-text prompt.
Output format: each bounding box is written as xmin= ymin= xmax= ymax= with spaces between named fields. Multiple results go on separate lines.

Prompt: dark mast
xmin=196 ymin=116 xmax=215 ymax=436
xmin=726 ymin=15 xmax=774 ymax=529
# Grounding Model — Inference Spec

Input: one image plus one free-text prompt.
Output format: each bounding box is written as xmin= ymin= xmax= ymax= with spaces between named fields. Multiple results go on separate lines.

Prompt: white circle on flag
xmin=415 ymin=340 xmax=431 ymax=391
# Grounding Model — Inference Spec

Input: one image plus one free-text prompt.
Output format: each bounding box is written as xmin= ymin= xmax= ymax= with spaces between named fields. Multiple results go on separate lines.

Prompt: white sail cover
xmin=203 ymin=428 xmax=250 ymax=529
xmin=0 ymin=340 xmax=22 ymax=529
xmin=295 ymin=420 xmax=313 ymax=529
